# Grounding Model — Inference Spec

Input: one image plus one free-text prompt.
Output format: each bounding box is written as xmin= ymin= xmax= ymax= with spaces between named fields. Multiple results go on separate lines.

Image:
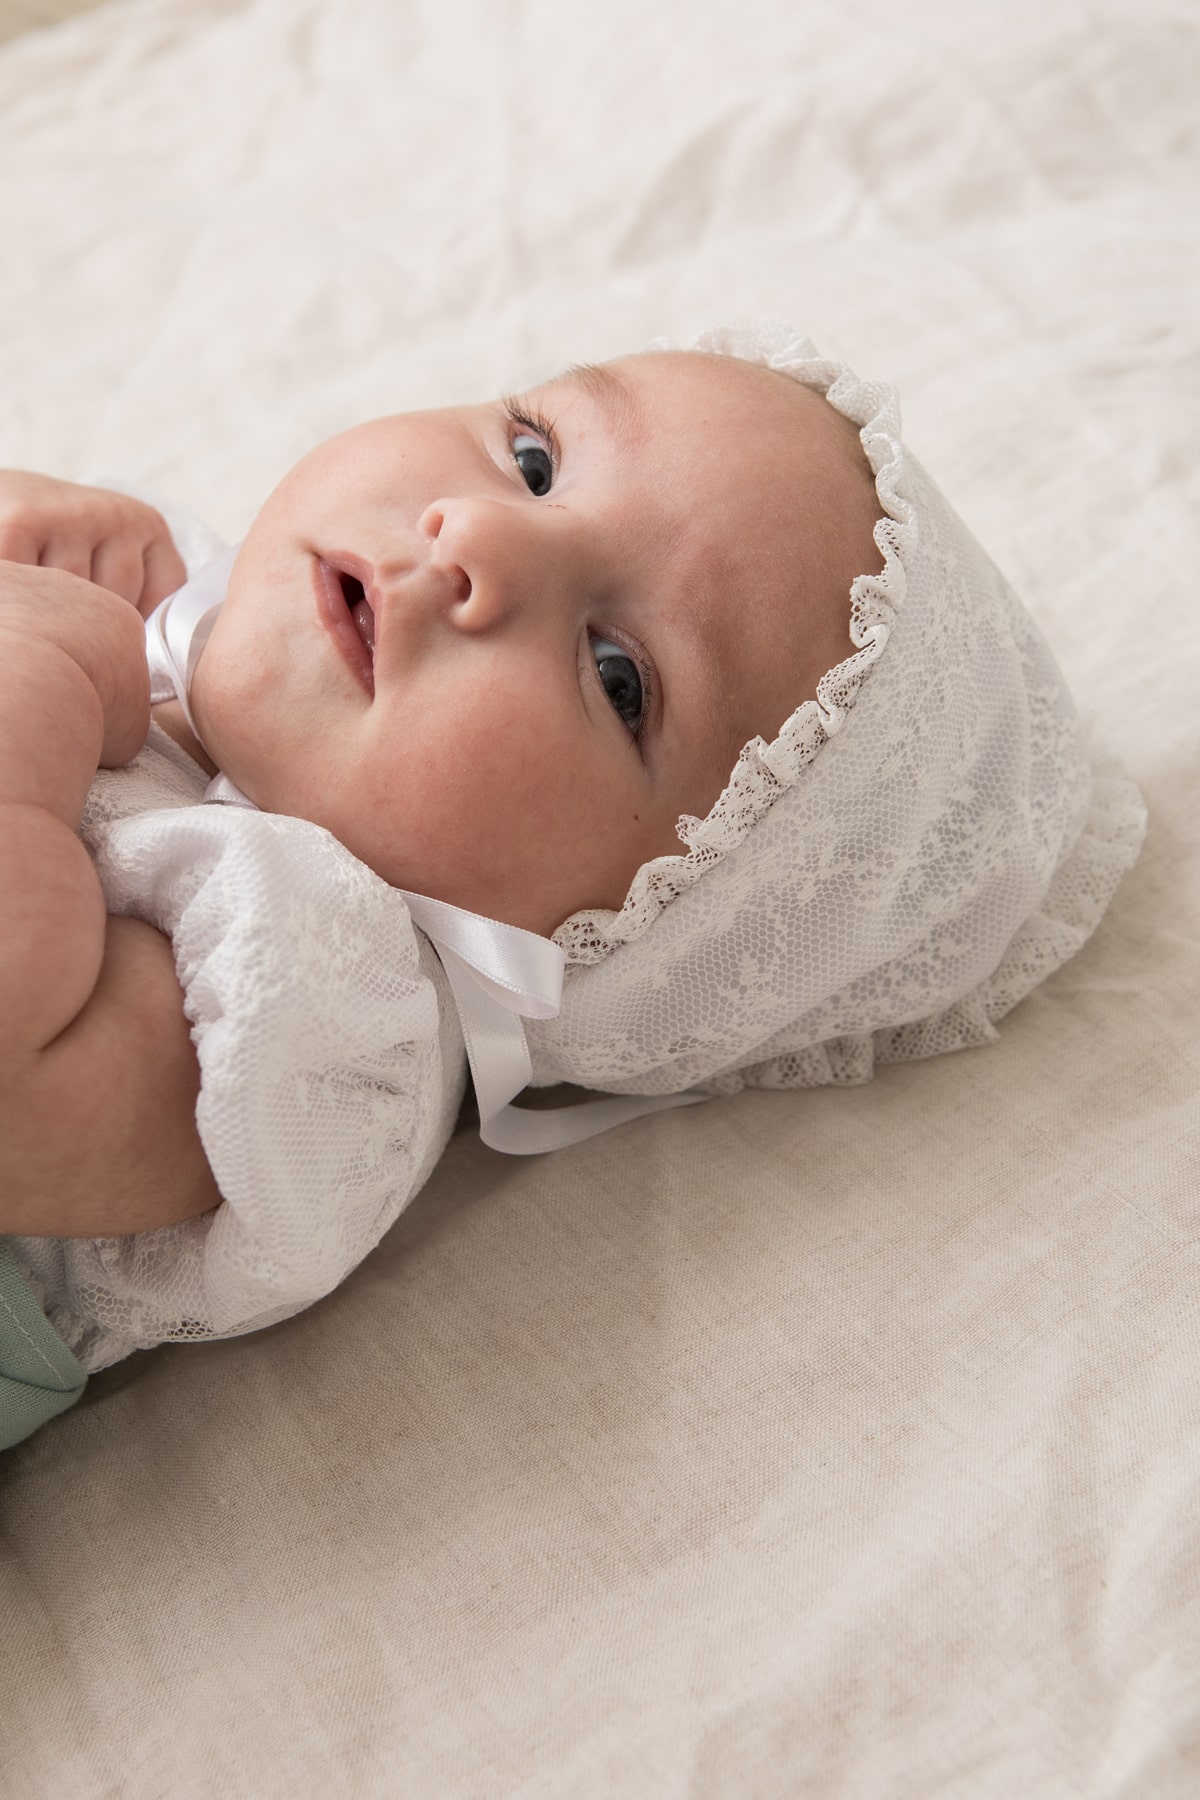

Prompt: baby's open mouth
xmin=338 ymin=570 xmax=375 ymax=657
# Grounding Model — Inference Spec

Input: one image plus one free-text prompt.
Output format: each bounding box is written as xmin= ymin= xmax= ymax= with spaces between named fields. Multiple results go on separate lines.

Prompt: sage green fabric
xmin=0 ymin=1243 xmax=86 ymax=1451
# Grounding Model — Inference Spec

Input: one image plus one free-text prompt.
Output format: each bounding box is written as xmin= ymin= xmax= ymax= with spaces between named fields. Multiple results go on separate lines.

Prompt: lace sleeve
xmin=13 ymin=797 xmax=466 ymax=1372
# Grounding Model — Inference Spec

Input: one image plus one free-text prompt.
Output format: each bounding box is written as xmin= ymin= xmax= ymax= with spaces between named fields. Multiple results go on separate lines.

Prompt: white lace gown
xmin=7 ymin=725 xmax=467 ymax=1374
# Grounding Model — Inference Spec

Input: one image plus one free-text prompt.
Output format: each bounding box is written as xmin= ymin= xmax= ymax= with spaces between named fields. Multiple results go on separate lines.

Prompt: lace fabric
xmin=10 ymin=723 xmax=465 ymax=1374
xmin=531 ymin=322 xmax=1147 ymax=1096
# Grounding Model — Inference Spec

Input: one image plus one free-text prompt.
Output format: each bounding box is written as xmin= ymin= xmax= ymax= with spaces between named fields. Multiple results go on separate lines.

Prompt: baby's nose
xmin=416 ymin=495 xmax=543 ymax=631
xmin=414 ymin=500 xmax=473 ymax=601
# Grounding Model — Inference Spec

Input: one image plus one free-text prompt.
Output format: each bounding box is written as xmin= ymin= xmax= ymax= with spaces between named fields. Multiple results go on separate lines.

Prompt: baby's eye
xmin=512 ymin=432 xmax=553 ymax=497
xmin=591 ymin=637 xmax=645 ymax=733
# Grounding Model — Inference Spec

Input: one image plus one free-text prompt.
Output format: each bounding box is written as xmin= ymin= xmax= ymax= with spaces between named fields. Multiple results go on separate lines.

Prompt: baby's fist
xmin=0 ymin=471 xmax=187 ymax=617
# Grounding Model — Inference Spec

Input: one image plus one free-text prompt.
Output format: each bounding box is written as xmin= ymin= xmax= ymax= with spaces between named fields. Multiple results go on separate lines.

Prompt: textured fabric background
xmin=0 ymin=0 xmax=108 ymax=45
xmin=1 ymin=0 xmax=1197 ymax=1794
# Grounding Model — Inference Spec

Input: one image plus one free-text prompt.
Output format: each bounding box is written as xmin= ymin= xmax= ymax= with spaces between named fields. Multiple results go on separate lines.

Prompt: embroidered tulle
xmin=533 ymin=322 xmax=1146 ymax=1095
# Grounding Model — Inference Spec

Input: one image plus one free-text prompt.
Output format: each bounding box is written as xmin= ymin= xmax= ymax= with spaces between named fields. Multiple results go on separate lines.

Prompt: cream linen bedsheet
xmin=1 ymin=0 xmax=1197 ymax=1794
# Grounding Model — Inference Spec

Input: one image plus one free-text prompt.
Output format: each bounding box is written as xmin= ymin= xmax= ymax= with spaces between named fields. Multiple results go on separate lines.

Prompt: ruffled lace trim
xmin=730 ymin=763 xmax=1148 ymax=1094
xmin=552 ymin=324 xmax=916 ymax=966
xmin=978 ymin=765 xmax=1147 ymax=1025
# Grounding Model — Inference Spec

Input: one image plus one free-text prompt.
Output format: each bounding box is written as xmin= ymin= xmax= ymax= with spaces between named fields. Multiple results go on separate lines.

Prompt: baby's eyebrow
xmin=545 ymin=361 xmax=641 ymax=447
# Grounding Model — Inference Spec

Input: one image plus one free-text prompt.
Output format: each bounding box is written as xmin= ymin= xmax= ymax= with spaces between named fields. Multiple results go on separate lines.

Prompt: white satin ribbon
xmin=144 ymin=544 xmax=239 ymax=740
xmin=394 ymin=892 xmax=704 ymax=1153
xmin=144 ymin=554 xmax=706 ymax=1154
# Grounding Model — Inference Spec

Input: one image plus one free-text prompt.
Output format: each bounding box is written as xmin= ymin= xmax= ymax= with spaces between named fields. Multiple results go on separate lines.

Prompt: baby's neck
xmin=152 ymin=698 xmax=219 ymax=777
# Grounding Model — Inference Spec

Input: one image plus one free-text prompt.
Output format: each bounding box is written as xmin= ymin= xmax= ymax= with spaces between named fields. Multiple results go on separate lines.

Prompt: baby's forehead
xmin=536 ymin=346 xmax=821 ymax=413
xmin=535 ymin=350 xmax=871 ymax=487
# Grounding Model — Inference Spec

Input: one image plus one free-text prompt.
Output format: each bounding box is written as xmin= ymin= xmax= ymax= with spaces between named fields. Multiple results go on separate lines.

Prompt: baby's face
xmin=190 ymin=351 xmax=879 ymax=934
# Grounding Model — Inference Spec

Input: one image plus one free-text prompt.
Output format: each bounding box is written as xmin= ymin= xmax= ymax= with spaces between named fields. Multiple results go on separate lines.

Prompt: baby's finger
xmin=91 ymin=537 xmax=147 ymax=605
xmin=39 ymin=536 xmax=92 ymax=581
xmin=138 ymin=535 xmax=188 ymax=616
xmin=0 ymin=520 xmax=44 ymax=565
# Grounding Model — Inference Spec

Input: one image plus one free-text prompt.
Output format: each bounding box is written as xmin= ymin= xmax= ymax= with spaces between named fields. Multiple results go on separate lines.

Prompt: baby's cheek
xmin=192 ymin=615 xmax=275 ymax=732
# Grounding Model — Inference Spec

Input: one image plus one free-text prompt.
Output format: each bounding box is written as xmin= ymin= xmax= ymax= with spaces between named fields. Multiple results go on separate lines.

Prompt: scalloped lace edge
xmin=552 ymin=329 xmax=915 ymax=967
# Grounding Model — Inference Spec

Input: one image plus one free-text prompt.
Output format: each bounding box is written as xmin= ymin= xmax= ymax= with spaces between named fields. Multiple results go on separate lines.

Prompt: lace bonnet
xmin=147 ymin=320 xmax=1146 ymax=1151
xmin=524 ymin=320 xmax=1147 ymax=1101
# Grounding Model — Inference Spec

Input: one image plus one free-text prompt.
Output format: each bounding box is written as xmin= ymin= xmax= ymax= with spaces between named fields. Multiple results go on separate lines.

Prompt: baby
xmin=0 ymin=322 xmax=1145 ymax=1446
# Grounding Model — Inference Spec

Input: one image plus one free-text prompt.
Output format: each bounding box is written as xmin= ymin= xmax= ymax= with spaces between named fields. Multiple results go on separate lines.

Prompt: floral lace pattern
xmin=532 ymin=323 xmax=1146 ymax=1097
xmin=10 ymin=738 xmax=466 ymax=1374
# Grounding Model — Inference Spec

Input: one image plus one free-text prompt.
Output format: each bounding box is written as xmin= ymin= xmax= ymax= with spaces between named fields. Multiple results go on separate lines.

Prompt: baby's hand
xmin=0 ymin=559 xmax=150 ymax=774
xmin=0 ymin=471 xmax=186 ymax=617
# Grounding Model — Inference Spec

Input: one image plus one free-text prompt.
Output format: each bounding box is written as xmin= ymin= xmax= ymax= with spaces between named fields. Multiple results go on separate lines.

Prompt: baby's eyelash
xmin=594 ymin=629 xmax=656 ymax=747
xmin=498 ymin=396 xmax=654 ymax=745
xmin=627 ymin=644 xmax=655 ymax=747
xmin=501 ymin=396 xmax=560 ymax=472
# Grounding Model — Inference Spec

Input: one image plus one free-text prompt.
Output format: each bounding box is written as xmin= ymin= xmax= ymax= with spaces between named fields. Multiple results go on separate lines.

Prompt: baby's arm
xmin=0 ymin=491 xmax=220 ymax=1237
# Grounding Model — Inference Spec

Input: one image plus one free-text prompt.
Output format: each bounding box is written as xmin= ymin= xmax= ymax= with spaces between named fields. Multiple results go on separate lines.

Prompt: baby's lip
xmin=327 ymin=554 xmax=377 ymax=658
xmin=314 ymin=552 xmax=377 ymax=694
